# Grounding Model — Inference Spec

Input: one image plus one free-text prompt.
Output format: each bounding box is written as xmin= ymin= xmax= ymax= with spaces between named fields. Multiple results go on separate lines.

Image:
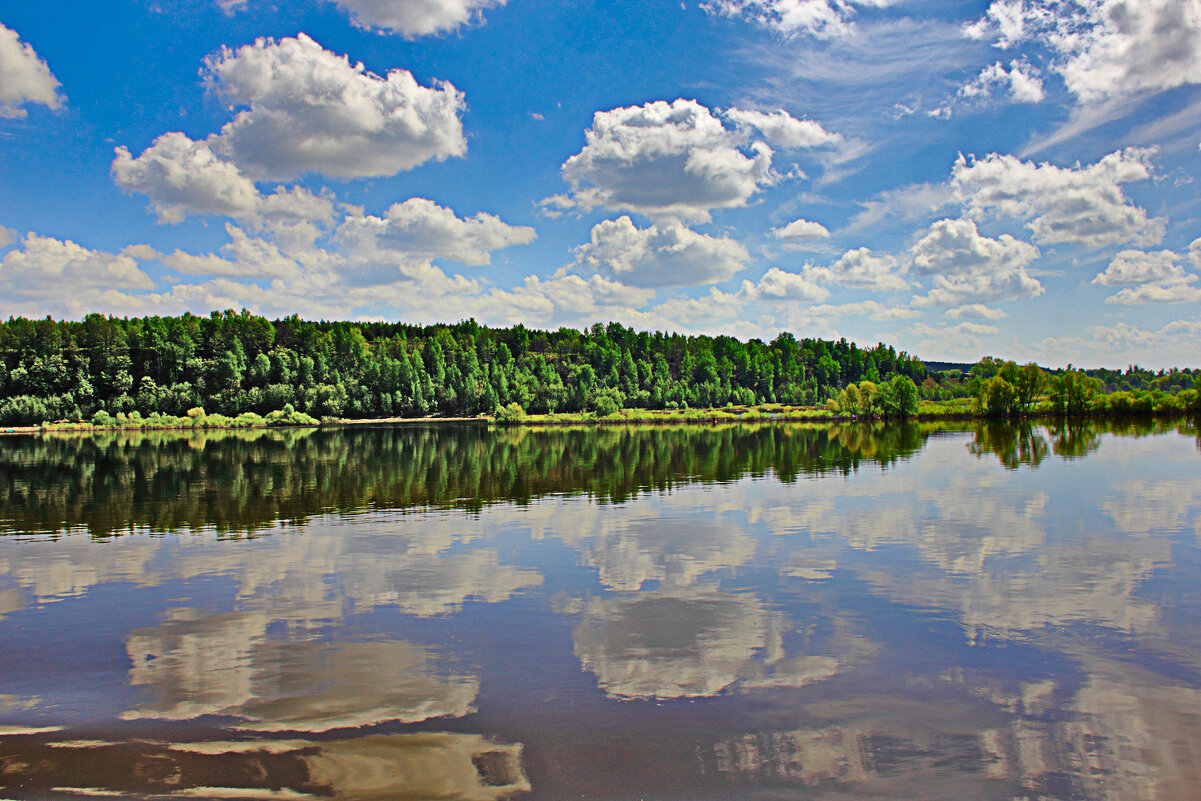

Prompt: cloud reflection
xmin=122 ymin=609 xmax=478 ymax=730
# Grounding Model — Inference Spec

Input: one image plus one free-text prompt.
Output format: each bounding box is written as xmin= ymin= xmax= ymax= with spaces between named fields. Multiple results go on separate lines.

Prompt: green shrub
xmin=494 ymin=402 xmax=528 ymax=423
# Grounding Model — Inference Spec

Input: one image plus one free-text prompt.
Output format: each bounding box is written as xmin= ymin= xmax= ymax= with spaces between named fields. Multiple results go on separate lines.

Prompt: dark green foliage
xmin=0 ymin=310 xmax=1190 ymax=426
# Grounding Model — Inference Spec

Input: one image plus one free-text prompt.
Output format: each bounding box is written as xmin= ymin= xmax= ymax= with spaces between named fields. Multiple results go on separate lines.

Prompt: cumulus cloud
xmin=772 ymin=218 xmax=831 ymax=241
xmin=561 ymin=99 xmax=774 ymax=222
xmin=909 ymin=217 xmax=1039 ymax=277
xmin=331 ymin=0 xmax=505 ymax=37
xmin=0 ymin=226 xmax=15 ymax=249
xmin=701 ymin=0 xmax=895 ymax=39
xmin=163 ymin=224 xmax=304 ymax=280
xmin=908 ymin=218 xmax=1042 ymax=305
xmin=112 ymin=133 xmax=261 ymax=223
xmin=945 ymin=304 xmax=1008 ymax=320
xmin=203 ymin=33 xmax=466 ymax=179
xmin=1092 ymin=248 xmax=1201 ymax=304
xmin=560 ymin=100 xmax=836 ymax=223
xmin=337 ymin=198 xmax=536 ymax=270
xmin=573 ymin=216 xmax=749 ymax=288
xmin=1092 ymin=249 xmax=1193 ymax=287
xmin=0 ymin=23 xmax=63 ymax=118
xmin=0 ymin=233 xmax=156 ymax=317
xmin=1086 ymin=319 xmax=1201 ymax=357
xmin=958 ymin=60 xmax=1044 ymax=104
xmin=739 ymin=266 xmax=831 ymax=302
xmin=966 ymin=0 xmax=1201 ymax=103
xmin=803 ymin=247 xmax=909 ymax=291
xmin=722 ymin=108 xmax=841 ymax=149
xmin=1103 ymin=283 xmax=1201 ymax=304
xmin=952 ymin=148 xmax=1164 ymax=247
xmin=111 ymin=132 xmax=341 ymax=245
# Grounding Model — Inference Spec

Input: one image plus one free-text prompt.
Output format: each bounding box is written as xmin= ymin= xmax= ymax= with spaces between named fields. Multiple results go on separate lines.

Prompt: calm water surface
xmin=0 ymin=419 xmax=1198 ymax=800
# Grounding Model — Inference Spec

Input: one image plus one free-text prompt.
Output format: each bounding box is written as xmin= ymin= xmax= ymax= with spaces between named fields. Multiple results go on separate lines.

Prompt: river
xmin=0 ymin=418 xmax=1197 ymax=800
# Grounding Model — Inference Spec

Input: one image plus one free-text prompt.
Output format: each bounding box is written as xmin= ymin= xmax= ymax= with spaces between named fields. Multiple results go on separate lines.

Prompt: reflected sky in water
xmin=0 ymin=419 xmax=1198 ymax=800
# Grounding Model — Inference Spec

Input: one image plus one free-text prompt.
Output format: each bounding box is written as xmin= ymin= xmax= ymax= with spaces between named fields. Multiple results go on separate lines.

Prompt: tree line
xmin=0 ymin=311 xmax=930 ymax=426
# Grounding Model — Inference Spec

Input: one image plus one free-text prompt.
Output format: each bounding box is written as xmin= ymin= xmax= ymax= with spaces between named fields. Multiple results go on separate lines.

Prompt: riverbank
xmin=5 ymin=397 xmax=1195 ymax=436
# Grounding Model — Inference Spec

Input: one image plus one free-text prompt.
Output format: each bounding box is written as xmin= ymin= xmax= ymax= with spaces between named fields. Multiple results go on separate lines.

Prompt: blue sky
xmin=2 ymin=0 xmax=1199 ymax=368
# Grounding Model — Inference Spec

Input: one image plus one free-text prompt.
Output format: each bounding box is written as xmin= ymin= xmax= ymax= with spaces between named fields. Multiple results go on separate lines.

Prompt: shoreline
xmin=3 ymin=407 xmax=1194 ymax=436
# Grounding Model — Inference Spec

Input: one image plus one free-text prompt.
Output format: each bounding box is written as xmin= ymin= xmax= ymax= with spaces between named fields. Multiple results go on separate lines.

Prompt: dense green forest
xmin=0 ymin=310 xmax=1197 ymax=426
xmin=0 ymin=310 xmax=932 ymax=426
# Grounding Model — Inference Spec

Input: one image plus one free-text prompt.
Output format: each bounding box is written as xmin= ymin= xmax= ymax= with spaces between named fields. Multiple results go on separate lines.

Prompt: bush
xmin=91 ymin=409 xmax=116 ymax=427
xmin=264 ymin=405 xmax=320 ymax=426
xmin=494 ymin=402 xmax=528 ymax=423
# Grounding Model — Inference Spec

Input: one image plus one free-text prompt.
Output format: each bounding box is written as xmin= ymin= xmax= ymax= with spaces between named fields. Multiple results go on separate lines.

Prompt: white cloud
xmin=966 ymin=0 xmax=1201 ymax=103
xmin=722 ymin=108 xmax=841 ymax=149
xmin=945 ymin=304 xmax=1008 ymax=320
xmin=331 ymin=0 xmax=505 ymax=38
xmin=1092 ymin=248 xmax=1201 ymax=304
xmin=0 ymin=23 xmax=63 ymax=118
xmin=1092 ymin=249 xmax=1194 ymax=287
xmin=957 ymin=60 xmax=1044 ymax=104
xmin=485 ymin=272 xmax=654 ymax=324
xmin=773 ymin=218 xmax=831 ymax=240
xmin=216 ymin=0 xmax=247 ymax=13
xmin=908 ymin=217 xmax=1039 ymax=277
xmin=111 ymin=132 xmax=340 ymax=244
xmin=1086 ymin=319 xmax=1201 ymax=354
xmin=740 ymin=266 xmax=831 ymax=301
xmin=337 ymin=198 xmax=536 ymax=269
xmin=803 ymin=247 xmax=909 ymax=291
xmin=0 ymin=233 xmax=155 ymax=317
xmin=204 ymin=33 xmax=466 ymax=180
xmin=162 ymin=224 xmax=304 ymax=280
xmin=0 ymin=226 xmax=15 ymax=249
xmin=963 ymin=0 xmax=1053 ymax=49
xmin=560 ymin=99 xmax=776 ymax=223
xmin=952 ymin=148 xmax=1164 ymax=247
xmin=1104 ymin=283 xmax=1201 ymax=305
xmin=112 ymin=133 xmax=261 ymax=223
xmin=701 ymin=0 xmax=890 ymax=39
xmin=573 ymin=216 xmax=749 ymax=288
xmin=908 ymin=218 xmax=1042 ymax=306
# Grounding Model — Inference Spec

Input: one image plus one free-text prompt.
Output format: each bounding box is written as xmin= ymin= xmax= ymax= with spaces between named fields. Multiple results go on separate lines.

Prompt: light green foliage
xmin=494 ymin=402 xmax=528 ymax=423
xmin=1048 ymin=371 xmax=1101 ymax=414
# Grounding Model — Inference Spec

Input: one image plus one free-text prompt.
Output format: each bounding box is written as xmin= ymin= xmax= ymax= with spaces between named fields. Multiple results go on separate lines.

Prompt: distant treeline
xmin=1 ymin=311 xmax=1197 ymax=427
xmin=0 ymin=311 xmax=930 ymax=426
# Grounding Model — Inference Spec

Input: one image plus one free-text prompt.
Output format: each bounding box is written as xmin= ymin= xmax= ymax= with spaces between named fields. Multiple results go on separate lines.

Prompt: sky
xmin=1 ymin=0 xmax=1200 ymax=368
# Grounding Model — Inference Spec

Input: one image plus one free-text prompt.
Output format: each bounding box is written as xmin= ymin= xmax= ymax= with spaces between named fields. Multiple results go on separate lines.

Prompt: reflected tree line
xmin=0 ymin=423 xmax=931 ymax=536
xmin=1 ymin=417 xmax=1184 ymax=537
xmin=968 ymin=417 xmax=1194 ymax=469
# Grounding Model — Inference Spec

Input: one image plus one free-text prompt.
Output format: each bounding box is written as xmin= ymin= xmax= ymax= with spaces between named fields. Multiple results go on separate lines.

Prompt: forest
xmin=0 ymin=310 xmax=1197 ymax=427
xmin=0 ymin=310 xmax=931 ymax=426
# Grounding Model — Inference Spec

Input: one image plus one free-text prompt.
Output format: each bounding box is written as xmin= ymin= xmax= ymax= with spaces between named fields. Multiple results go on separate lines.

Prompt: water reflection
xmin=0 ymin=732 xmax=529 ymax=800
xmin=570 ymin=585 xmax=841 ymax=700
xmin=123 ymin=610 xmax=479 ymax=730
xmin=0 ymin=421 xmax=938 ymax=536
xmin=0 ymin=418 xmax=1198 ymax=800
